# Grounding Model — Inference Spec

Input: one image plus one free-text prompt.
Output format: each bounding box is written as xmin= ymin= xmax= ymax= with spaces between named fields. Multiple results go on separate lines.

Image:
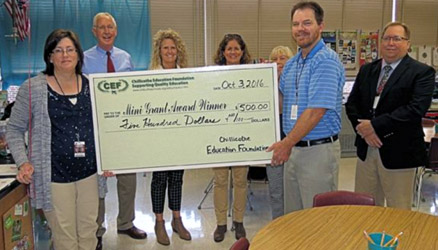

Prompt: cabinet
xmin=0 ymin=183 xmax=34 ymax=250
xmin=340 ymin=106 xmax=356 ymax=158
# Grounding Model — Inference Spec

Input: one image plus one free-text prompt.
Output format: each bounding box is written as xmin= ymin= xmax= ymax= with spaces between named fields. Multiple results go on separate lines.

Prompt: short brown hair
xmin=382 ymin=22 xmax=411 ymax=40
xmin=291 ymin=1 xmax=324 ymax=25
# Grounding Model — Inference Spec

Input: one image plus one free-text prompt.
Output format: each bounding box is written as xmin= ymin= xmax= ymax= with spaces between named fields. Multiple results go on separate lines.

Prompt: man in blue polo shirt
xmin=82 ymin=12 xmax=146 ymax=250
xmin=268 ymin=1 xmax=345 ymax=213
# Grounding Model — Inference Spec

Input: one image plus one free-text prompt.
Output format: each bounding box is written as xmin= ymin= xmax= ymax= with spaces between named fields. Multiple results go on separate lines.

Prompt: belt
xmin=295 ymin=135 xmax=338 ymax=147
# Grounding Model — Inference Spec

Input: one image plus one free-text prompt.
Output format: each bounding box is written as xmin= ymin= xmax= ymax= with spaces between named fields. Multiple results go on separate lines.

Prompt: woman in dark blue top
xmin=9 ymin=29 xmax=99 ymax=250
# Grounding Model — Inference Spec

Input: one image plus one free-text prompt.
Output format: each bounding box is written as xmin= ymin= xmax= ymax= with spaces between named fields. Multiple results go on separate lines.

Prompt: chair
xmin=422 ymin=118 xmax=436 ymax=143
xmin=422 ymin=118 xmax=436 ymax=127
xmin=413 ymin=118 xmax=436 ymax=207
xmin=197 ymin=177 xmax=214 ymax=209
xmin=229 ymin=237 xmax=250 ymax=250
xmin=416 ymin=137 xmax=438 ymax=210
xmin=313 ymin=190 xmax=375 ymax=207
xmin=197 ymin=167 xmax=254 ymax=214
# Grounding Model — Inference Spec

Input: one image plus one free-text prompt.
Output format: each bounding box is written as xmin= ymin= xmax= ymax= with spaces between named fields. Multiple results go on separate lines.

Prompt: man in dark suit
xmin=346 ymin=22 xmax=436 ymax=209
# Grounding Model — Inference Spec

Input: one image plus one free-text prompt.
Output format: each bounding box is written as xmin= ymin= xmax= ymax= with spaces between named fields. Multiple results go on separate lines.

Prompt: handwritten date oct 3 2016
xmin=215 ymin=79 xmax=265 ymax=90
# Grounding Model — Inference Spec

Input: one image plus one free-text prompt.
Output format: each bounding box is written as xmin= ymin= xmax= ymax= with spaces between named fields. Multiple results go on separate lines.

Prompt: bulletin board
xmin=359 ymin=31 xmax=379 ymax=67
xmin=338 ymin=31 xmax=358 ymax=71
xmin=322 ymin=31 xmax=337 ymax=51
xmin=2 ymin=196 xmax=33 ymax=250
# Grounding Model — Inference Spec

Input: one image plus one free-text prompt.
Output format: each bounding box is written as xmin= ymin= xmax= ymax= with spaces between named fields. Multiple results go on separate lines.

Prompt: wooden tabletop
xmin=250 ymin=206 xmax=438 ymax=250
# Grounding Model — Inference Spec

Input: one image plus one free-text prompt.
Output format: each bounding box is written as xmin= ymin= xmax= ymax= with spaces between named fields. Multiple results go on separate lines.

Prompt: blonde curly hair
xmin=149 ymin=29 xmax=188 ymax=69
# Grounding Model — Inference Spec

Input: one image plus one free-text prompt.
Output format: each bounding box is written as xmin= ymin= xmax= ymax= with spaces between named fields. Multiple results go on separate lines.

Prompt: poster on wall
xmin=418 ymin=45 xmax=432 ymax=66
xmin=409 ymin=46 xmax=419 ymax=61
xmin=322 ymin=31 xmax=337 ymax=51
xmin=359 ymin=31 xmax=379 ymax=67
xmin=338 ymin=31 xmax=358 ymax=70
xmin=432 ymin=47 xmax=438 ymax=67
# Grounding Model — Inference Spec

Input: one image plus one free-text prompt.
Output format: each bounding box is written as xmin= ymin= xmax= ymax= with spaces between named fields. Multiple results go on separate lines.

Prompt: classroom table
xmin=250 ymin=205 xmax=438 ymax=250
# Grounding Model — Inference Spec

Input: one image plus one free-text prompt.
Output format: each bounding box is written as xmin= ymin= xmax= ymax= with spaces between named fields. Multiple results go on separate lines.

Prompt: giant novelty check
xmin=89 ymin=64 xmax=280 ymax=174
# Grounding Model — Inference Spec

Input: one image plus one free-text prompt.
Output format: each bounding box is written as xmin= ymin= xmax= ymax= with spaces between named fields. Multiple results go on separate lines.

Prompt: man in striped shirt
xmin=267 ymin=1 xmax=345 ymax=213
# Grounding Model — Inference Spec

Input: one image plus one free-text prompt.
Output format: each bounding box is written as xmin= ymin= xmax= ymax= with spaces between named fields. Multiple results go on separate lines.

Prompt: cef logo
xmin=97 ymin=79 xmax=129 ymax=94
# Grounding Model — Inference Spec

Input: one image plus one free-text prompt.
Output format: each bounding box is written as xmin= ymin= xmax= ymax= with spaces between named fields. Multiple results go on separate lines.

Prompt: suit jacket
xmin=345 ymin=55 xmax=436 ymax=169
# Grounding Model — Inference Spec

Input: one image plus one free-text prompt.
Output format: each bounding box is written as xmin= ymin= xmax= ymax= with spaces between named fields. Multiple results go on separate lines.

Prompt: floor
xmin=35 ymin=157 xmax=438 ymax=249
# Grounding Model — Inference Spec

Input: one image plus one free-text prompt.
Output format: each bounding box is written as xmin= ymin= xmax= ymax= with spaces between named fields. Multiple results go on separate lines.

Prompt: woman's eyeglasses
xmin=52 ymin=47 xmax=77 ymax=56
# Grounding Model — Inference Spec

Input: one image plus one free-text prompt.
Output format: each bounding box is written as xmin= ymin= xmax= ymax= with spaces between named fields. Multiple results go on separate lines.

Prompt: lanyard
xmin=53 ymin=74 xmax=79 ymax=97
xmin=53 ymin=74 xmax=81 ymax=141
xmin=294 ymin=56 xmax=307 ymax=104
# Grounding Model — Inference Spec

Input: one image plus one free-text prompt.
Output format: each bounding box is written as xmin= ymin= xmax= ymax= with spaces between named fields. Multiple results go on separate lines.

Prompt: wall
xmin=149 ymin=0 xmax=438 ymax=67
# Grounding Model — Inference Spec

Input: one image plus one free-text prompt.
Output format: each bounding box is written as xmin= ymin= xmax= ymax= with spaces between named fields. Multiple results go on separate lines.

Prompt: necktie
xmin=376 ymin=65 xmax=392 ymax=95
xmin=106 ymin=51 xmax=115 ymax=73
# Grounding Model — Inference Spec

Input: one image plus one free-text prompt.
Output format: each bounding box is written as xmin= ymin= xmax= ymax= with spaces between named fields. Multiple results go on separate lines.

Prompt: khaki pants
xmin=213 ymin=166 xmax=248 ymax=225
xmin=284 ymin=140 xmax=340 ymax=213
xmin=96 ymin=173 xmax=136 ymax=236
xmin=355 ymin=147 xmax=415 ymax=210
xmin=45 ymin=174 xmax=99 ymax=250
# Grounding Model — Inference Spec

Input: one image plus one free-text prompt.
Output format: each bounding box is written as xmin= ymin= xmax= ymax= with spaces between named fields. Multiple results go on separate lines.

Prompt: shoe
xmin=213 ymin=225 xmax=227 ymax=242
xmin=233 ymin=221 xmax=246 ymax=240
xmin=117 ymin=226 xmax=147 ymax=239
xmin=171 ymin=217 xmax=192 ymax=240
xmin=96 ymin=236 xmax=102 ymax=250
xmin=155 ymin=220 xmax=170 ymax=245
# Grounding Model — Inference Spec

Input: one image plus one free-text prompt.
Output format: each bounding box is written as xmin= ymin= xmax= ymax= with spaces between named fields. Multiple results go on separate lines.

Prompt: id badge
xmin=74 ymin=141 xmax=86 ymax=158
xmin=373 ymin=96 xmax=380 ymax=109
xmin=291 ymin=105 xmax=298 ymax=120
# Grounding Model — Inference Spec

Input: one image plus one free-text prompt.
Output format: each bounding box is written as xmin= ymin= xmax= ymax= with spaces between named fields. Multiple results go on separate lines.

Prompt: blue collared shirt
xmin=280 ymin=39 xmax=345 ymax=140
xmin=82 ymin=45 xmax=133 ymax=74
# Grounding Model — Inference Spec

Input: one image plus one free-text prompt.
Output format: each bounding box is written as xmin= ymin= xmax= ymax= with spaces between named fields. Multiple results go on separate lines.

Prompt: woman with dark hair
xmin=213 ymin=33 xmax=251 ymax=65
xmin=212 ymin=33 xmax=251 ymax=243
xmin=7 ymin=29 xmax=100 ymax=249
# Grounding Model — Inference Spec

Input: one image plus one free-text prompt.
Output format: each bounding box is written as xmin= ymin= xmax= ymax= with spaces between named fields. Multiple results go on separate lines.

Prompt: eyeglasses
xmin=381 ymin=36 xmax=409 ymax=43
xmin=52 ymin=47 xmax=77 ymax=56
xmin=95 ymin=25 xmax=116 ymax=31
